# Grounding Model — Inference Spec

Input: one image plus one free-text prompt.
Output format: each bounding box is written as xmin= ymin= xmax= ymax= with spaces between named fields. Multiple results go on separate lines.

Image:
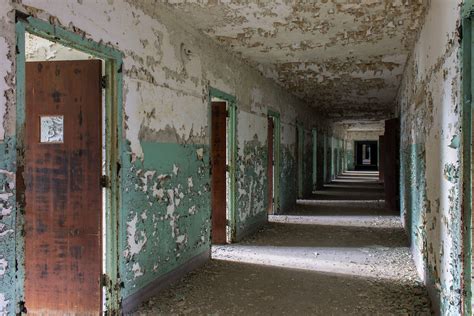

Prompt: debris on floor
xmin=135 ymin=172 xmax=431 ymax=315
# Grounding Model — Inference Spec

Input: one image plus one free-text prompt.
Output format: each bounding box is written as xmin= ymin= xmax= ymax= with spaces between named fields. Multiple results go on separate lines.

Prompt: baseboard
xmin=121 ymin=249 xmax=211 ymax=314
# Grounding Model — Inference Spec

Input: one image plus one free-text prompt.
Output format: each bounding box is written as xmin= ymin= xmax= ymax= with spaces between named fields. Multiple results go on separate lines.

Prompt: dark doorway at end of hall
xmin=354 ymin=140 xmax=378 ymax=171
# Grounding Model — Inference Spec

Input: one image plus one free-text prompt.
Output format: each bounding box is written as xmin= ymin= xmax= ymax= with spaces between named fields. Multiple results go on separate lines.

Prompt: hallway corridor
xmin=136 ymin=172 xmax=431 ymax=315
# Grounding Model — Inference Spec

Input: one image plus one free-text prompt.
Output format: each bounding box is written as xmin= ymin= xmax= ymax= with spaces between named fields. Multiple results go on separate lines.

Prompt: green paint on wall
xmin=280 ymin=146 xmax=297 ymax=212
xmin=0 ymin=138 xmax=17 ymax=315
xmin=400 ymin=142 xmax=463 ymax=314
xmin=120 ymin=141 xmax=211 ymax=298
xmin=347 ymin=148 xmax=354 ymax=171
xmin=235 ymin=139 xmax=268 ymax=239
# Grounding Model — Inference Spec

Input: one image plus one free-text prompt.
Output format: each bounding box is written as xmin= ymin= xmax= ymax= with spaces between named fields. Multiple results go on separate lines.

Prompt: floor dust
xmin=134 ymin=171 xmax=431 ymax=315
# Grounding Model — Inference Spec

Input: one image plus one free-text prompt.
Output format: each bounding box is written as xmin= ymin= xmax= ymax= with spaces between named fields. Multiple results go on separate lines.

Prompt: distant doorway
xmin=355 ymin=141 xmax=378 ymax=171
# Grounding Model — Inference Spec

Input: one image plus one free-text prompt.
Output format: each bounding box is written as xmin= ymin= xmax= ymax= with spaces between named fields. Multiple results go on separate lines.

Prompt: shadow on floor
xmin=135 ymin=171 xmax=431 ymax=315
xmin=137 ymin=260 xmax=430 ymax=315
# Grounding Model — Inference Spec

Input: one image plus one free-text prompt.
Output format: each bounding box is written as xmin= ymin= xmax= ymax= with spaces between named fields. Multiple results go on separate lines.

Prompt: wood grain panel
xmin=211 ymin=102 xmax=227 ymax=244
xmin=267 ymin=117 xmax=274 ymax=214
xmin=25 ymin=60 xmax=102 ymax=314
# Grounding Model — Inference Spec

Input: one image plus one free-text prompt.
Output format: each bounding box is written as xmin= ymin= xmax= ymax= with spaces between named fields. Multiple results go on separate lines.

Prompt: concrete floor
xmin=135 ymin=171 xmax=431 ymax=315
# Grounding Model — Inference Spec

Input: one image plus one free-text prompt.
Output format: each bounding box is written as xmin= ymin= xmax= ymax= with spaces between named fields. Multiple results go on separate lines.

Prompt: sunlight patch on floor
xmin=268 ymin=214 xmax=401 ymax=228
xmin=211 ymin=244 xmax=415 ymax=282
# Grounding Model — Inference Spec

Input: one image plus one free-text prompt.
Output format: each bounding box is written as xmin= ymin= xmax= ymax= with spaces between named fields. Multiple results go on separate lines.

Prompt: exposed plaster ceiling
xmin=335 ymin=120 xmax=385 ymax=132
xmin=132 ymin=0 xmax=427 ymax=122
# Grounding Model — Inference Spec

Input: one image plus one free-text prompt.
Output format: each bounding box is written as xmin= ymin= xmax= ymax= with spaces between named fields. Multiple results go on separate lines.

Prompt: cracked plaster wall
xmin=0 ymin=0 xmax=336 ymax=312
xmin=157 ymin=0 xmax=428 ymax=122
xmin=397 ymin=0 xmax=462 ymax=314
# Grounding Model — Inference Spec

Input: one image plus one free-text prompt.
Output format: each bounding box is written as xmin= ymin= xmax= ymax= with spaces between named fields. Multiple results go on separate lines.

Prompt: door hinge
xmin=101 ymin=273 xmax=110 ymax=287
xmin=100 ymin=175 xmax=111 ymax=188
xmin=101 ymin=75 xmax=107 ymax=89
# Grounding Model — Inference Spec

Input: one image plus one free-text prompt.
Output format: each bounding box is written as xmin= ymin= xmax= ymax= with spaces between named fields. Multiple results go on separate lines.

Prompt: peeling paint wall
xmin=0 ymin=1 xmax=17 ymax=314
xmin=0 ymin=0 xmax=332 ymax=312
xmin=397 ymin=0 xmax=462 ymax=313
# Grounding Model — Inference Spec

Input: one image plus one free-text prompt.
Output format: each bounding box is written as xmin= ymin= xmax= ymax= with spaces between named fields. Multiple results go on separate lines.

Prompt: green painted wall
xmin=0 ymin=138 xmax=17 ymax=315
xmin=235 ymin=140 xmax=268 ymax=239
xmin=280 ymin=146 xmax=297 ymax=212
xmin=347 ymin=147 xmax=355 ymax=171
xmin=120 ymin=141 xmax=211 ymax=298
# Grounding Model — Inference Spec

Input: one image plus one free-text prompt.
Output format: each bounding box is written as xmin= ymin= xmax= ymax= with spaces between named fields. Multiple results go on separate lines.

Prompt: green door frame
xmin=209 ymin=87 xmax=237 ymax=242
xmin=15 ymin=15 xmax=123 ymax=313
xmin=462 ymin=3 xmax=474 ymax=314
xmin=296 ymin=122 xmax=304 ymax=198
xmin=312 ymin=129 xmax=317 ymax=191
xmin=268 ymin=110 xmax=281 ymax=213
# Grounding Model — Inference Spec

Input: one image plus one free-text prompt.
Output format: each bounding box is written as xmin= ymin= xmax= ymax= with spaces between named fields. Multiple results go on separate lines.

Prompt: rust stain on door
xmin=211 ymin=102 xmax=227 ymax=244
xmin=24 ymin=60 xmax=102 ymax=314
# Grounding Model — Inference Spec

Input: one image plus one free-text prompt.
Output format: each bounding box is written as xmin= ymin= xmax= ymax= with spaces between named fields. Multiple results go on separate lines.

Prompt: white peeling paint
xmin=0 ymin=258 xmax=7 ymax=276
xmin=0 ymin=293 xmax=8 ymax=314
xmin=172 ymin=164 xmax=179 ymax=176
xmin=132 ymin=262 xmax=144 ymax=278
xmin=196 ymin=148 xmax=204 ymax=160
xmin=0 ymin=36 xmax=11 ymax=141
xmin=125 ymin=213 xmax=147 ymax=258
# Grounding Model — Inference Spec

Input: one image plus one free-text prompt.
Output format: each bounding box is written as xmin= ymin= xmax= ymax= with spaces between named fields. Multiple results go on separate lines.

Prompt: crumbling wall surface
xmin=0 ymin=1 xmax=16 ymax=314
xmin=0 ymin=0 xmax=327 ymax=310
xmin=346 ymin=131 xmax=383 ymax=142
xmin=279 ymin=123 xmax=297 ymax=213
xmin=397 ymin=0 xmax=462 ymax=313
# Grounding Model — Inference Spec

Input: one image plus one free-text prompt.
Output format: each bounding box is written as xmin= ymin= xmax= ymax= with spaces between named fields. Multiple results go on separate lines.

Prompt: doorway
xmin=209 ymin=88 xmax=236 ymax=244
xmin=462 ymin=9 xmax=474 ymax=314
xmin=16 ymin=17 xmax=122 ymax=314
xmin=312 ymin=129 xmax=317 ymax=191
xmin=355 ymin=140 xmax=378 ymax=171
xmin=296 ymin=123 xmax=304 ymax=198
xmin=267 ymin=111 xmax=280 ymax=214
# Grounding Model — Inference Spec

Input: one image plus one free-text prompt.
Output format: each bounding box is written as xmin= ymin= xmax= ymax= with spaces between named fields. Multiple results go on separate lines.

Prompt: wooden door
xmin=379 ymin=136 xmax=385 ymax=182
xmin=267 ymin=117 xmax=274 ymax=214
xmin=211 ymin=102 xmax=227 ymax=244
xmin=384 ymin=118 xmax=400 ymax=213
xmin=24 ymin=60 xmax=102 ymax=314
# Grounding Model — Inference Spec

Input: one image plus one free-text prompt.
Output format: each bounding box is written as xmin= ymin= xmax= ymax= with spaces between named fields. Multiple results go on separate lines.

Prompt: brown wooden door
xmin=24 ymin=60 xmax=102 ymax=314
xmin=267 ymin=117 xmax=274 ymax=214
xmin=379 ymin=135 xmax=385 ymax=182
xmin=211 ymin=102 xmax=227 ymax=244
xmin=383 ymin=118 xmax=400 ymax=213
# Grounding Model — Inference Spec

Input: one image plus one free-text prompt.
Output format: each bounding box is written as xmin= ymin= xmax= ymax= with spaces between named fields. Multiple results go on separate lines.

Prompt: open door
xmin=384 ymin=118 xmax=400 ymax=212
xmin=267 ymin=116 xmax=274 ymax=214
xmin=24 ymin=60 xmax=102 ymax=314
xmin=211 ymin=101 xmax=227 ymax=244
